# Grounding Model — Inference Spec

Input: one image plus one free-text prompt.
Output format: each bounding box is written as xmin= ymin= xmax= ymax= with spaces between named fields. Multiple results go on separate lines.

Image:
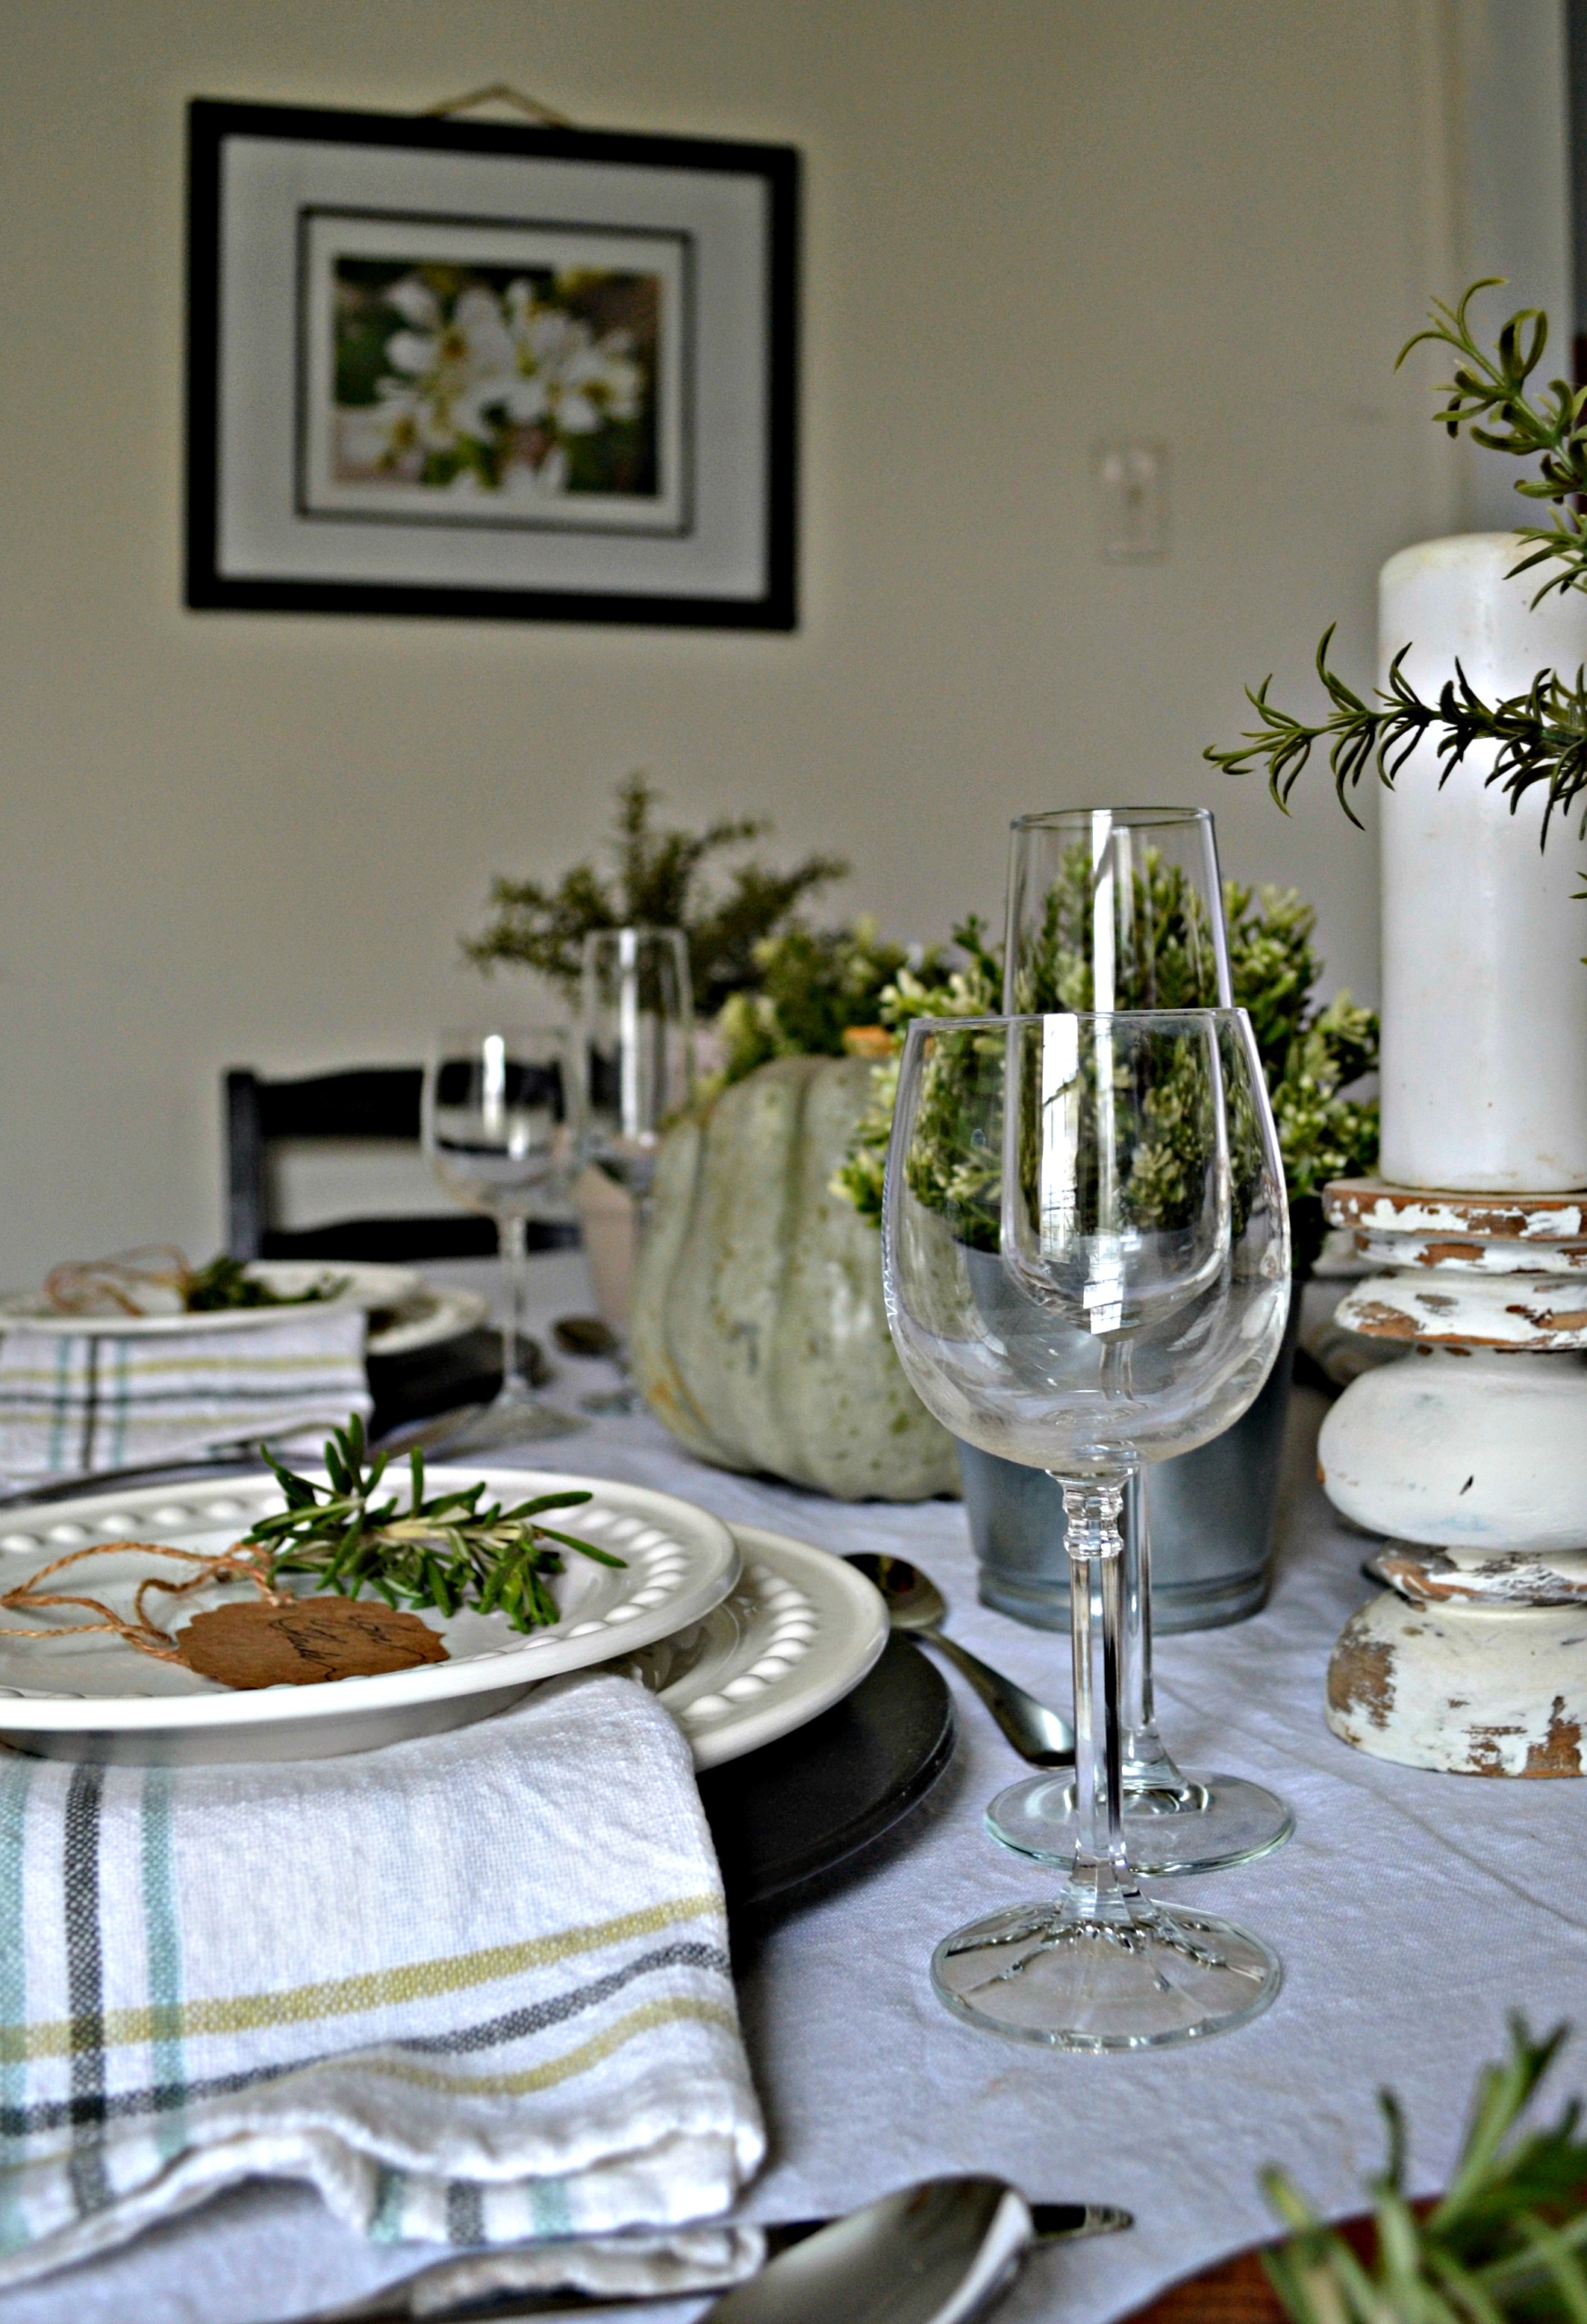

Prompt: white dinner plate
xmin=614 ymin=1524 xmax=891 ymax=1770
xmin=0 ymin=1262 xmax=420 ymax=1338
xmin=0 ymin=1469 xmax=739 ymax=1763
xmin=366 ymin=1285 xmax=491 ymax=1357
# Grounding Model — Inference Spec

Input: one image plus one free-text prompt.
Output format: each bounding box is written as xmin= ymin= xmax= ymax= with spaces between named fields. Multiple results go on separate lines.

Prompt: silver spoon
xmin=305 ymin=2181 xmax=1129 ymax=2322
xmin=846 ymin=1554 xmax=1074 ymax=1767
xmin=702 ymin=2175 xmax=1035 ymax=2324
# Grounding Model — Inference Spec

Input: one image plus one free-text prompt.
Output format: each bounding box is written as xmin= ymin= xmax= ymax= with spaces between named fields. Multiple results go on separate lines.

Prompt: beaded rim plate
xmin=0 ymin=1469 xmax=739 ymax=1756
xmin=616 ymin=1524 xmax=891 ymax=1770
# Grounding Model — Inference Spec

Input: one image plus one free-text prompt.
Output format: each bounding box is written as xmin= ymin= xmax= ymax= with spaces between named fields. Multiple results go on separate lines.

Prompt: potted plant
xmin=465 ymin=773 xmax=849 ymax=1013
xmin=829 ymin=885 xmax=1376 ymax=1619
xmin=628 ymin=872 xmax=1374 ymax=1572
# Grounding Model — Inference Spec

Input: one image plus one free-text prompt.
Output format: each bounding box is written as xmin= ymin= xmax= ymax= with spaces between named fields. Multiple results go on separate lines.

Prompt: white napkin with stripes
xmin=0 ymin=1312 xmax=372 ymax=1487
xmin=0 ymin=1672 xmax=764 ymax=2296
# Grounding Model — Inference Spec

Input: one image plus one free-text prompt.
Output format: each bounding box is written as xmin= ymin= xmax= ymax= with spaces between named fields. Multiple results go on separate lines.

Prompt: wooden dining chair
xmin=223 ymin=1067 xmax=580 ymax=1263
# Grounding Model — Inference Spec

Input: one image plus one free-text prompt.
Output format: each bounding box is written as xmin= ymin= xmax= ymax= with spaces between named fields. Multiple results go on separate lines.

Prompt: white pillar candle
xmin=1379 ymin=532 xmax=1587 ymax=1191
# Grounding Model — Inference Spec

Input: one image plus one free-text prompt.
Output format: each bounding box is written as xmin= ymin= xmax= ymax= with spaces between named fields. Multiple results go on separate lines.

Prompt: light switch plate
xmin=1091 ymin=439 xmax=1170 ymax=562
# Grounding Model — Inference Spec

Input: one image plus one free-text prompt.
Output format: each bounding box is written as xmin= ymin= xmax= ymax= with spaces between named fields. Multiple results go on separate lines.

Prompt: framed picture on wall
xmin=185 ymin=99 xmax=799 ymax=628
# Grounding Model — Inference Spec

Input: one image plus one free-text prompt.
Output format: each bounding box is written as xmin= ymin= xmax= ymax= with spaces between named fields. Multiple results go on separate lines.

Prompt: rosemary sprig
xmin=1208 ymin=624 xmax=1587 ymax=836
xmin=1206 ymin=281 xmax=1587 ymax=840
xmin=1400 ymin=279 xmax=1587 ymax=604
xmin=183 ymin=1254 xmax=348 ymax=1311
xmin=242 ymin=1418 xmax=626 ymax=1634
xmin=1262 ymin=2017 xmax=1587 ymax=2324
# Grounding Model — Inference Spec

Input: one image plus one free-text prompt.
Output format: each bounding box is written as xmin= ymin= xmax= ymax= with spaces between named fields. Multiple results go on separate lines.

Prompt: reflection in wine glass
xmin=423 ymin=1025 xmax=587 ymax=1449
xmin=998 ymin=804 xmax=1291 ymax=1875
xmin=883 ymin=1008 xmax=1290 ymax=2047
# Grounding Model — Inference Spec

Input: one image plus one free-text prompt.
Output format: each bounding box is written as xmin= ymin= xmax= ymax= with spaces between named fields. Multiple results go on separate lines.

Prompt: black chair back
xmin=223 ymin=1068 xmax=579 ymax=1262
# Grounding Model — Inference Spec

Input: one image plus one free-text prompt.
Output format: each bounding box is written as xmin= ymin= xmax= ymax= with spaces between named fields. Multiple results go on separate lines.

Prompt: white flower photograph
xmin=190 ymin=105 xmax=796 ymax=625
xmin=297 ymin=211 xmax=690 ymax=534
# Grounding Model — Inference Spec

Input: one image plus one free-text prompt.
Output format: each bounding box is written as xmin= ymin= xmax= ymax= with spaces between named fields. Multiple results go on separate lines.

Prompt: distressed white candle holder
xmin=1318 ymin=1179 xmax=1587 ymax=1776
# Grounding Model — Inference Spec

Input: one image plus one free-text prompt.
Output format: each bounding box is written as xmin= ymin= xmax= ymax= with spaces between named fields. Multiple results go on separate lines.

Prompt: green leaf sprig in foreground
xmin=1263 ymin=2016 xmax=1587 ymax=2324
xmin=1206 ymin=281 xmax=1587 ymax=840
xmin=241 ymin=1419 xmax=626 ymax=1634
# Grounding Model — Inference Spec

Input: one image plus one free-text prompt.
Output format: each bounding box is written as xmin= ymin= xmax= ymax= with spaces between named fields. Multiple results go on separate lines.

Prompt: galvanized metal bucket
xmin=955 ymin=1286 xmax=1302 ymax=1634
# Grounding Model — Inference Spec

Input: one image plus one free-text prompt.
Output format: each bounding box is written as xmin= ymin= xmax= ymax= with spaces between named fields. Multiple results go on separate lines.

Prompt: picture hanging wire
xmin=423 ymin=84 xmax=576 ymax=128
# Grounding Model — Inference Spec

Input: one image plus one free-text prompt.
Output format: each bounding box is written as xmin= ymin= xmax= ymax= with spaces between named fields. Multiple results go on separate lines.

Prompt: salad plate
xmin=616 ymin=1523 xmax=891 ymax=1770
xmin=0 ymin=1469 xmax=739 ymax=1763
xmin=367 ymin=1283 xmax=490 ymax=1357
xmin=0 ymin=1261 xmax=420 ymax=1338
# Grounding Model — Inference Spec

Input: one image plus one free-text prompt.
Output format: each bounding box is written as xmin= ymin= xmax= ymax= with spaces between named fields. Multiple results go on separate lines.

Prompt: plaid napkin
xmin=0 ymin=1671 xmax=764 ymax=2294
xmin=0 ymin=1312 xmax=372 ymax=1485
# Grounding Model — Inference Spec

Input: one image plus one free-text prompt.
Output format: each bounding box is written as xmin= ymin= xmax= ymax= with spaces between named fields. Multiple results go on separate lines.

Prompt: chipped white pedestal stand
xmin=1315 ymin=534 xmax=1587 ymax=1776
xmin=1318 ymin=1180 xmax=1587 ymax=1775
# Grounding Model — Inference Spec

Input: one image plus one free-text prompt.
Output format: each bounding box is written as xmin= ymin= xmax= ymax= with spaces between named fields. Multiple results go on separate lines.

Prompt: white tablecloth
xmin=6 ymin=1252 xmax=1586 ymax=2324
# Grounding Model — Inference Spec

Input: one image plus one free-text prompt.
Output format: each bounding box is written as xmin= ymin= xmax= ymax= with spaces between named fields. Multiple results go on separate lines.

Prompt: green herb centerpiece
xmin=832 ymin=875 xmax=1376 ymax=1275
xmin=465 ymin=774 xmax=848 ymax=1019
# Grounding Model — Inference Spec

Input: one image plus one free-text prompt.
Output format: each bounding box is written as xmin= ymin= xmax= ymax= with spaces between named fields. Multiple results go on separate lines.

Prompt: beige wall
xmin=0 ymin=0 xmax=1480 ymax=1281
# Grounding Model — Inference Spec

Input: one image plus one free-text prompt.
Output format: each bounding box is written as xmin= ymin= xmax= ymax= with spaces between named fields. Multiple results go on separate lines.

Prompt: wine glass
xmin=576 ymin=930 xmax=693 ymax=1410
xmin=999 ymin=805 xmax=1292 ymax=1875
xmin=883 ymin=1008 xmax=1290 ymax=2046
xmin=423 ymin=1025 xmax=587 ymax=1447
xmin=1004 ymin=804 xmax=1229 ymax=1016
xmin=579 ymin=928 xmax=694 ymax=1206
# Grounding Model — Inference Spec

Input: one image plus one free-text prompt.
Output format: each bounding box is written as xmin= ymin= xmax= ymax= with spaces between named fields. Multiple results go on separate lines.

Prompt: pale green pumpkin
xmin=629 ymin=1055 xmax=960 ymax=1501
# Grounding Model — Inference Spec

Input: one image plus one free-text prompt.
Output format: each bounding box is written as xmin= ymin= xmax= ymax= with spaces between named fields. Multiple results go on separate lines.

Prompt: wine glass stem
xmin=1057 ymin=1475 xmax=1135 ymax=1905
xmin=499 ymin=1213 xmax=531 ymax=1400
xmin=1119 ymin=1472 xmax=1190 ymax=1792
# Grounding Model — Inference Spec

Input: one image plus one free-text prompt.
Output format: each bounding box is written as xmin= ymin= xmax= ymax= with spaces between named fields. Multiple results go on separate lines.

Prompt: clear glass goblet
xmin=577 ymin=929 xmax=694 ymax=1411
xmin=883 ymin=1008 xmax=1290 ymax=2047
xmin=579 ymin=927 xmax=694 ymax=1207
xmin=999 ymin=804 xmax=1292 ymax=1875
xmin=423 ymin=1025 xmax=587 ymax=1448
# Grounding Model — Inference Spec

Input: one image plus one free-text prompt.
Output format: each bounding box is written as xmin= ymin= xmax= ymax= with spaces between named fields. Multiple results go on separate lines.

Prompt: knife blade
xmin=0 ymin=1448 xmax=269 ymax=1511
xmin=0 ymin=1405 xmax=492 ymax=1516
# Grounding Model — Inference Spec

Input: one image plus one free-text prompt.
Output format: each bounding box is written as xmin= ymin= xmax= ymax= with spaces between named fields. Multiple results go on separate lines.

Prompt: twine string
xmin=0 ymin=1540 xmax=287 ymax=1664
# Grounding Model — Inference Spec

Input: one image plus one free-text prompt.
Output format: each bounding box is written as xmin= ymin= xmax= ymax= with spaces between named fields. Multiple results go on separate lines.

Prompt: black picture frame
xmin=185 ymin=98 xmax=799 ymax=629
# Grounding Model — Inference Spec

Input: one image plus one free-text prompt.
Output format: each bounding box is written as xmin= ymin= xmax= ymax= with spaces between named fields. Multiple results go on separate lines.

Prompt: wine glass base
xmin=580 ymin=1388 xmax=641 ymax=1416
xmin=932 ymin=1895 xmax=1281 ymax=2049
xmin=434 ymin=1399 xmax=589 ymax=1453
xmin=985 ymin=1771 xmax=1293 ymax=1877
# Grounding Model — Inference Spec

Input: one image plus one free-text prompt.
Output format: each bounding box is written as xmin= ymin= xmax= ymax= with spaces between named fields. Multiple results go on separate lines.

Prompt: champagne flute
xmin=883 ymin=1008 xmax=1290 ymax=2046
xmin=423 ymin=1026 xmax=587 ymax=1447
xmin=998 ymin=804 xmax=1292 ymax=1875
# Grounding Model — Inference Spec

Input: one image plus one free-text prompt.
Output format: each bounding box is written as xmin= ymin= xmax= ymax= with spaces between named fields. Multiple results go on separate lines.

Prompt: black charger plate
xmin=367 ymin=1327 xmax=549 ymax=1440
xmin=699 ymin=1634 xmax=955 ymax=1911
